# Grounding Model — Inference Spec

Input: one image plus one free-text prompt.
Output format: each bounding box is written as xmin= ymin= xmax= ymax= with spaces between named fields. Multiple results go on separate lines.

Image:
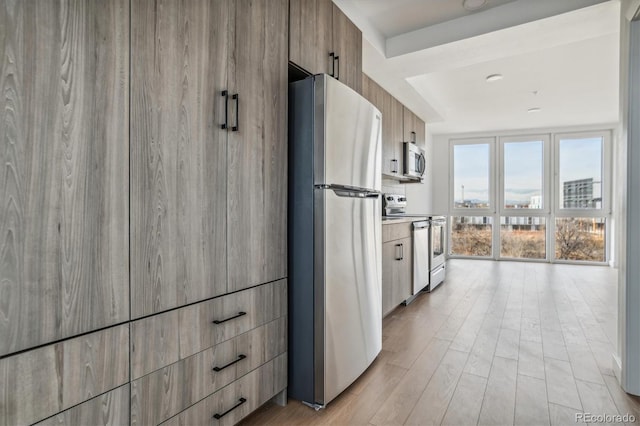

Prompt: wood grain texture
xmin=0 ymin=324 xmax=129 ymax=426
xmin=382 ymin=237 xmax=411 ymax=317
xmin=130 ymin=279 xmax=287 ymax=379
xmin=35 ymin=384 xmax=130 ymax=426
xmin=130 ymin=0 xmax=228 ymax=318
xmin=289 ymin=0 xmax=333 ymax=75
xmin=131 ymin=316 xmax=286 ymax=425
xmin=162 ymin=353 xmax=287 ymax=426
xmin=382 ymin=221 xmax=412 ymax=243
xmin=332 ymin=4 xmax=362 ymax=93
xmin=227 ymin=0 xmax=288 ymax=292
xmin=391 ymin=96 xmax=405 ymax=170
xmin=0 ymin=0 xmax=129 ymax=357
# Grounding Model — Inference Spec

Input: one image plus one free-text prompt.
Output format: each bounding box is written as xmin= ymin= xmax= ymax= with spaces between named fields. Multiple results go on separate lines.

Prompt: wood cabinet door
xmin=332 ymin=4 xmax=362 ymax=93
xmin=131 ymin=0 xmax=229 ymax=318
xmin=289 ymin=0 xmax=333 ymax=75
xmin=391 ymin=96 xmax=405 ymax=175
xmin=382 ymin=239 xmax=411 ymax=317
xmin=415 ymin=116 xmax=426 ymax=148
xmin=0 ymin=0 xmax=129 ymax=356
xmin=227 ymin=0 xmax=288 ymax=292
xmin=403 ymin=106 xmax=417 ymax=145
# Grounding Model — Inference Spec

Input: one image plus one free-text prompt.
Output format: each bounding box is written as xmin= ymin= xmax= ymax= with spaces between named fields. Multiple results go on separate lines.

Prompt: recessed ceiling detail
xmin=341 ymin=0 xmax=619 ymax=135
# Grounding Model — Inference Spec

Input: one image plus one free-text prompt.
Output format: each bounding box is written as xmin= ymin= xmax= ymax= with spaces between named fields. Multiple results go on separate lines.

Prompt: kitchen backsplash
xmin=382 ymin=178 xmax=405 ymax=196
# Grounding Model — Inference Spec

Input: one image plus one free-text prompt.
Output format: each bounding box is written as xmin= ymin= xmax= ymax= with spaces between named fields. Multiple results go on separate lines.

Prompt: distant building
xmin=530 ymin=195 xmax=542 ymax=209
xmin=563 ymin=178 xmax=602 ymax=208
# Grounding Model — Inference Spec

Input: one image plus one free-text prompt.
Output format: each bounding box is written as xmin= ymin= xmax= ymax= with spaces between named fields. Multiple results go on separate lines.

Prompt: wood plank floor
xmin=241 ymin=260 xmax=640 ymax=426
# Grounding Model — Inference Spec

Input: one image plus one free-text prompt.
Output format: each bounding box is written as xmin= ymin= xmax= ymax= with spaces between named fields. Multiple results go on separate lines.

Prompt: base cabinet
xmin=382 ymin=222 xmax=413 ymax=317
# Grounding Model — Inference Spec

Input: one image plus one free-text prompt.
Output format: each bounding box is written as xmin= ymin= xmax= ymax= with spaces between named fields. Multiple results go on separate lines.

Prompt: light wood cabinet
xmin=130 ymin=279 xmax=286 ymax=379
xmin=403 ymin=106 xmax=426 ymax=148
xmin=0 ymin=325 xmax=129 ymax=426
xmin=332 ymin=4 xmax=363 ymax=93
xmin=0 ymin=0 xmax=130 ymax=358
xmin=289 ymin=0 xmax=362 ymax=93
xmin=363 ymin=75 xmax=405 ymax=178
xmin=382 ymin=222 xmax=413 ymax=317
xmin=131 ymin=0 xmax=288 ymax=315
xmin=35 ymin=385 xmax=130 ymax=426
xmin=162 ymin=354 xmax=287 ymax=426
xmin=131 ymin=317 xmax=286 ymax=425
xmin=289 ymin=0 xmax=333 ymax=75
xmin=227 ymin=0 xmax=288 ymax=292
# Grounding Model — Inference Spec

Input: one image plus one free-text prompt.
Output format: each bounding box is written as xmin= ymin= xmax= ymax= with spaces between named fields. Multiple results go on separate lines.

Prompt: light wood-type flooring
xmin=241 ymin=259 xmax=640 ymax=425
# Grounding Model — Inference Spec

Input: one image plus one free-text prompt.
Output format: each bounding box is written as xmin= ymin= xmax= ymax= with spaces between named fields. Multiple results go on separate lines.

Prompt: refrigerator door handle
xmin=332 ymin=189 xmax=380 ymax=199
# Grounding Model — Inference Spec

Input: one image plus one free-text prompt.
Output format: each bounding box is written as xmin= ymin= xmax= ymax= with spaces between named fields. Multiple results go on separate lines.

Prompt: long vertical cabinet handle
xmin=329 ymin=52 xmax=336 ymax=77
xmin=232 ymin=94 xmax=239 ymax=131
xmin=221 ymin=90 xmax=229 ymax=129
xmin=411 ymin=131 xmax=416 ymax=144
xmin=335 ymin=55 xmax=340 ymax=80
xmin=391 ymin=159 xmax=398 ymax=173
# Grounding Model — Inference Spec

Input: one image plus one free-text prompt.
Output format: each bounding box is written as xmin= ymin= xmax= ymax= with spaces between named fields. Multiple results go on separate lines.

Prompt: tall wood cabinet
xmin=0 ymin=0 xmax=129 ymax=357
xmin=131 ymin=0 xmax=288 ymax=316
xmin=289 ymin=0 xmax=362 ymax=93
xmin=1 ymin=0 xmax=289 ymax=424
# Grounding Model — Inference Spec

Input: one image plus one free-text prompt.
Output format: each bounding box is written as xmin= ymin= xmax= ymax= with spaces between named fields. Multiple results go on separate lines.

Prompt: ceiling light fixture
xmin=486 ymin=74 xmax=503 ymax=82
xmin=528 ymin=107 xmax=541 ymax=113
xmin=463 ymin=0 xmax=488 ymax=11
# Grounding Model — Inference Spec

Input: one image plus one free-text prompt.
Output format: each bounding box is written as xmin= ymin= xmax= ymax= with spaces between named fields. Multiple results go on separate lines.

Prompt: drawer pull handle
xmin=213 ymin=397 xmax=247 ymax=420
xmin=213 ymin=354 xmax=247 ymax=372
xmin=212 ymin=311 xmax=246 ymax=324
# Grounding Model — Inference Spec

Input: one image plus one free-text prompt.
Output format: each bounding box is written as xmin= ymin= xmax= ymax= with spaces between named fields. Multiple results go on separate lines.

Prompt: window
xmin=503 ymin=140 xmax=544 ymax=210
xmin=453 ymin=142 xmax=492 ymax=209
xmin=449 ymin=131 xmax=610 ymax=264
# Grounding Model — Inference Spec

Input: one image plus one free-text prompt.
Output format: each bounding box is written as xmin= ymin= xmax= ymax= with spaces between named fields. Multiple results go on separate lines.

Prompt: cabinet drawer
xmin=383 ymin=222 xmax=412 ymax=242
xmin=162 ymin=353 xmax=287 ymax=426
xmin=131 ymin=317 xmax=286 ymax=425
xmin=131 ymin=279 xmax=287 ymax=379
xmin=0 ymin=325 xmax=129 ymax=426
xmin=36 ymin=384 xmax=129 ymax=426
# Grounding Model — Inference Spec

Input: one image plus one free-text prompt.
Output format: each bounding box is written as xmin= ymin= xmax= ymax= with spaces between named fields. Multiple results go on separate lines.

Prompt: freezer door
xmin=315 ymin=188 xmax=382 ymax=405
xmin=315 ymin=75 xmax=382 ymax=192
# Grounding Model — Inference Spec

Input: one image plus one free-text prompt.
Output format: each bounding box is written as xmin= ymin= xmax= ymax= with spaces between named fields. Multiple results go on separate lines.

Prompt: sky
xmin=453 ymin=137 xmax=602 ymax=206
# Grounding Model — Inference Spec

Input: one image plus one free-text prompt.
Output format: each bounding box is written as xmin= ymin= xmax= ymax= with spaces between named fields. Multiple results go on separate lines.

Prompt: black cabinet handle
xmin=329 ymin=52 xmax=336 ymax=77
xmin=395 ymin=243 xmax=403 ymax=260
xmin=212 ymin=397 xmax=247 ymax=420
xmin=411 ymin=131 xmax=416 ymax=144
xmin=212 ymin=311 xmax=246 ymax=324
xmin=335 ymin=55 xmax=340 ymax=80
xmin=232 ymin=93 xmax=239 ymax=132
xmin=213 ymin=354 xmax=247 ymax=372
xmin=391 ymin=159 xmax=398 ymax=173
xmin=221 ymin=90 xmax=229 ymax=130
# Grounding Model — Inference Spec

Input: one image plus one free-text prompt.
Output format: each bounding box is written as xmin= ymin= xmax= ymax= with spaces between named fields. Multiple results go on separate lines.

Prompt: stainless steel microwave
xmin=403 ymin=142 xmax=426 ymax=180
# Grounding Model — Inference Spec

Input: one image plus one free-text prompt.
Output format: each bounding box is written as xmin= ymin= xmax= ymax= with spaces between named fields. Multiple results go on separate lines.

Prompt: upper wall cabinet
xmin=0 ymin=0 xmax=130 ymax=357
xmin=403 ymin=106 xmax=426 ymax=148
xmin=131 ymin=0 xmax=288 ymax=318
xmin=290 ymin=0 xmax=362 ymax=93
xmin=363 ymin=75 xmax=405 ymax=179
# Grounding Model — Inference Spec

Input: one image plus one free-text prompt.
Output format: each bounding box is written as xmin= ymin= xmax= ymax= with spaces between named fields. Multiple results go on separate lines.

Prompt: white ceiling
xmin=345 ymin=0 xmax=515 ymax=38
xmin=334 ymin=0 xmax=620 ymax=135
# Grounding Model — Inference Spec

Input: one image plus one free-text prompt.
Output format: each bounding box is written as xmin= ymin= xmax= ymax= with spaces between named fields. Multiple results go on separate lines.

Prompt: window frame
xmin=449 ymin=137 xmax=496 ymax=216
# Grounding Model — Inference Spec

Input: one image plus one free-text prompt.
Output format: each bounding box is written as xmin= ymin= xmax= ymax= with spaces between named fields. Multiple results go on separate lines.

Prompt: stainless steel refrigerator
xmin=288 ymin=74 xmax=382 ymax=408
